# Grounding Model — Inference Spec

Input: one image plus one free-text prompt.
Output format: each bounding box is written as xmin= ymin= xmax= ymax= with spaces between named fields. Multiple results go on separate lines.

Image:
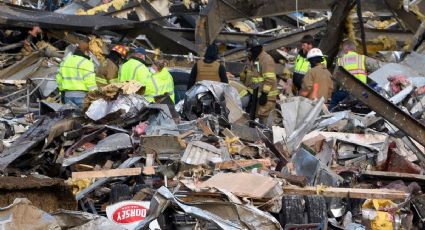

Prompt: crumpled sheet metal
xmin=76 ymin=156 xmax=141 ymax=200
xmin=85 ymin=94 xmax=148 ymax=121
xmin=62 ymin=133 xmax=133 ymax=167
xmin=280 ymin=96 xmax=324 ymax=153
xmin=0 ymin=116 xmax=63 ymax=170
xmin=317 ymin=110 xmax=366 ymax=129
xmin=181 ymin=141 xmax=222 ymax=165
xmin=145 ymin=108 xmax=179 ymax=136
xmin=290 ymin=148 xmax=343 ymax=186
xmin=186 ymin=81 xmax=242 ymax=108
xmin=137 ymin=186 xmax=242 ymax=230
xmin=52 ymin=210 xmax=125 ymax=230
xmin=0 ymin=198 xmax=124 ymax=230
xmin=136 ymin=186 xmax=282 ymax=230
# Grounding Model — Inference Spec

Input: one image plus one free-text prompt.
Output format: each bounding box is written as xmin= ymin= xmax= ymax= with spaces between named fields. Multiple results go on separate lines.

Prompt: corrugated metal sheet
xmin=181 ymin=141 xmax=221 ymax=165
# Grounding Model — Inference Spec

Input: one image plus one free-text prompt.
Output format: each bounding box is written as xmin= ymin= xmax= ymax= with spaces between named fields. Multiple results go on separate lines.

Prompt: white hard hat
xmin=307 ymin=48 xmax=323 ymax=59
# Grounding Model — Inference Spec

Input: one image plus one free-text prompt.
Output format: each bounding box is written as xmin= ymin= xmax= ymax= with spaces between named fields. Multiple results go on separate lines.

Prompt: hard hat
xmin=246 ymin=36 xmax=261 ymax=49
xmin=306 ymin=48 xmax=323 ymax=59
xmin=111 ymin=44 xmax=128 ymax=58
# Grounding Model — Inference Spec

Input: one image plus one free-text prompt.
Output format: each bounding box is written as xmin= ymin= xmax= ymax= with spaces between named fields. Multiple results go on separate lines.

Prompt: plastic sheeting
xmin=85 ymin=94 xmax=149 ymax=121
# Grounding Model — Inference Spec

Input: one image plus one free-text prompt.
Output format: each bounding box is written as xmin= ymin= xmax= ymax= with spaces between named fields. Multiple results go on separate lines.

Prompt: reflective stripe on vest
xmin=119 ymin=58 xmax=149 ymax=83
xmin=132 ymin=63 xmax=144 ymax=80
xmin=338 ymin=52 xmax=367 ymax=84
xmin=294 ymin=55 xmax=310 ymax=75
xmin=263 ymin=72 xmax=276 ymax=79
xmin=57 ymin=55 xmax=97 ymax=91
xmin=61 ymin=58 xmax=87 ymax=81
xmin=252 ymin=76 xmax=264 ymax=84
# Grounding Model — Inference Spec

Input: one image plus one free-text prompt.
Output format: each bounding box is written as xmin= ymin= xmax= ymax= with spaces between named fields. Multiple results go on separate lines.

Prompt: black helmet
xmin=246 ymin=36 xmax=261 ymax=49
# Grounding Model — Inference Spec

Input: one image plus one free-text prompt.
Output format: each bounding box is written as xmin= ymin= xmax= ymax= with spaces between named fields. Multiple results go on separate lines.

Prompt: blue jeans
xmin=64 ymin=96 xmax=84 ymax=107
xmin=329 ymin=90 xmax=348 ymax=111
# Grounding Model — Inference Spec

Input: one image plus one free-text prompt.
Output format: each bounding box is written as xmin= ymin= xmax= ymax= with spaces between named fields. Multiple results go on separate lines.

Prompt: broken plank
xmin=361 ymin=170 xmax=425 ymax=182
xmin=72 ymin=168 xmax=142 ymax=179
xmin=214 ymin=159 xmax=272 ymax=170
xmin=283 ymin=185 xmax=409 ymax=200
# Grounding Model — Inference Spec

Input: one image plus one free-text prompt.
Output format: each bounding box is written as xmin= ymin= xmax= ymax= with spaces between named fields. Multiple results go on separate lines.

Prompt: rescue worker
xmin=56 ymin=37 xmax=97 ymax=107
xmin=188 ymin=44 xmax=228 ymax=89
xmin=329 ymin=40 xmax=367 ymax=109
xmin=299 ymin=48 xmax=333 ymax=101
xmin=96 ymin=44 xmax=127 ymax=86
xmin=293 ymin=35 xmax=314 ymax=91
xmin=293 ymin=35 xmax=327 ymax=92
xmin=152 ymin=59 xmax=175 ymax=103
xmin=244 ymin=36 xmax=278 ymax=122
xmin=118 ymin=47 xmax=150 ymax=83
xmin=338 ymin=40 xmax=367 ymax=83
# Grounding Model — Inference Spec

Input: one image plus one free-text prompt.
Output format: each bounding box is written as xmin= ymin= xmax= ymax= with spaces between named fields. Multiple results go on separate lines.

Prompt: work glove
xmin=258 ymin=91 xmax=268 ymax=106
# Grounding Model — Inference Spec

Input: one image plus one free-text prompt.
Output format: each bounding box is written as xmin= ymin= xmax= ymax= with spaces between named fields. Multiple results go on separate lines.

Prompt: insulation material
xmin=231 ymin=21 xmax=256 ymax=33
xmin=65 ymin=178 xmax=94 ymax=195
xmin=366 ymin=19 xmax=397 ymax=29
xmin=362 ymin=199 xmax=399 ymax=230
xmin=89 ymin=36 xmax=107 ymax=63
xmin=410 ymin=4 xmax=425 ymax=22
xmin=367 ymin=36 xmax=397 ymax=55
xmin=345 ymin=8 xmax=358 ymax=47
xmin=77 ymin=0 xmax=130 ymax=15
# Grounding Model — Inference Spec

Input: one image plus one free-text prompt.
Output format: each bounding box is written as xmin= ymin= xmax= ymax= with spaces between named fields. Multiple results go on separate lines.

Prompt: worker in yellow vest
xmin=244 ymin=36 xmax=279 ymax=122
xmin=330 ymin=40 xmax=368 ymax=110
xmin=96 ymin=44 xmax=128 ymax=86
xmin=118 ymin=47 xmax=150 ymax=83
xmin=56 ymin=37 xmax=97 ymax=107
xmin=338 ymin=40 xmax=367 ymax=83
xmin=152 ymin=59 xmax=175 ymax=103
xmin=293 ymin=35 xmax=327 ymax=92
xmin=188 ymin=44 xmax=228 ymax=89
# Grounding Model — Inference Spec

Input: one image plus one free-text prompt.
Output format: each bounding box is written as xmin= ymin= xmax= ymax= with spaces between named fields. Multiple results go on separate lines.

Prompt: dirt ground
xmin=0 ymin=177 xmax=76 ymax=212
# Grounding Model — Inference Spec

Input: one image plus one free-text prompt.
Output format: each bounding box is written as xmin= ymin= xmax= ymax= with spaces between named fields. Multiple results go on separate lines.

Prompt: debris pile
xmin=0 ymin=0 xmax=425 ymax=230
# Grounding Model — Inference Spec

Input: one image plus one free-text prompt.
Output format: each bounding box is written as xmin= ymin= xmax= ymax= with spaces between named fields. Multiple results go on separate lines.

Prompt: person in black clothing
xmin=188 ymin=44 xmax=228 ymax=89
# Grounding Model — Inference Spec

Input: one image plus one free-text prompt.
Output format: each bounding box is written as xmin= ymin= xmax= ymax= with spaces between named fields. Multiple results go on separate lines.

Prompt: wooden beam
xmin=283 ymin=185 xmax=409 ymax=200
xmin=72 ymin=168 xmax=142 ymax=179
xmin=361 ymin=170 xmax=425 ymax=182
xmin=214 ymin=159 xmax=272 ymax=170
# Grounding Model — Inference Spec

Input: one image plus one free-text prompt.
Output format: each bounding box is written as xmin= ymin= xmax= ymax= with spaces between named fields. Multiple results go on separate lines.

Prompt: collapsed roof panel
xmin=0 ymin=3 xmax=136 ymax=32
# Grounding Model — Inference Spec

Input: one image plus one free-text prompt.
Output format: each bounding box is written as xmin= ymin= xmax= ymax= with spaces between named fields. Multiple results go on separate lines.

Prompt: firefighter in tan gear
xmin=242 ymin=37 xmax=278 ymax=122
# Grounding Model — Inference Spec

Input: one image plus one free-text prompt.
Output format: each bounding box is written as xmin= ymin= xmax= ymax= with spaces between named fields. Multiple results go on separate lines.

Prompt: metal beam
xmin=0 ymin=3 xmax=136 ymax=32
xmin=164 ymin=27 xmax=273 ymax=43
xmin=223 ymin=23 xmax=326 ymax=61
xmin=319 ymin=0 xmax=356 ymax=68
xmin=132 ymin=23 xmax=198 ymax=54
xmin=384 ymin=0 xmax=423 ymax=33
xmin=195 ymin=0 xmax=387 ymax=53
xmin=334 ymin=66 xmax=425 ymax=148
